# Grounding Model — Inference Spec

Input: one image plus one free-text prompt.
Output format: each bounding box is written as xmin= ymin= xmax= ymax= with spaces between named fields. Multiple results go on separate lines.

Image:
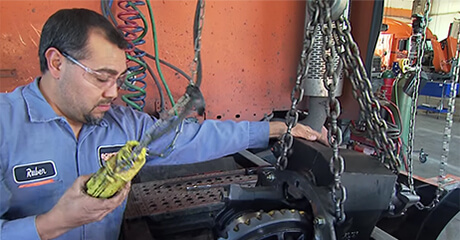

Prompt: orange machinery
xmin=375 ymin=17 xmax=458 ymax=74
xmin=0 ymin=0 xmax=380 ymax=121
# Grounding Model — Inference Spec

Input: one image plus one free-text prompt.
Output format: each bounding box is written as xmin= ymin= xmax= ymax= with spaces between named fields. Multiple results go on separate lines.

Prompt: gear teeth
xmin=219 ymin=209 xmax=309 ymax=240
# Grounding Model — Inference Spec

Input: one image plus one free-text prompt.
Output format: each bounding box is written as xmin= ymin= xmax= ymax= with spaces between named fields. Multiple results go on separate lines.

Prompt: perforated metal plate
xmin=125 ymin=169 xmax=257 ymax=219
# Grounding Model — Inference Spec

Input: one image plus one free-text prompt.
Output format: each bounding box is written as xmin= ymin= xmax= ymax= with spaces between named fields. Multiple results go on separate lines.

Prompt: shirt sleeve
xmin=145 ymin=119 xmax=269 ymax=165
xmin=0 ymin=175 xmax=41 ymax=240
xmin=0 ymin=217 xmax=41 ymax=240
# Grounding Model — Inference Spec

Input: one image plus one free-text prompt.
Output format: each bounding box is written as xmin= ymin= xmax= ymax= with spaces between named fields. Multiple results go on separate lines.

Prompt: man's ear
xmin=45 ymin=48 xmax=64 ymax=79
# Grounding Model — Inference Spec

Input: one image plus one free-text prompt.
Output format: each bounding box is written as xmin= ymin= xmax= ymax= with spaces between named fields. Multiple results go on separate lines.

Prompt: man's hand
xmin=269 ymin=121 xmax=329 ymax=146
xmin=36 ymin=175 xmax=130 ymax=240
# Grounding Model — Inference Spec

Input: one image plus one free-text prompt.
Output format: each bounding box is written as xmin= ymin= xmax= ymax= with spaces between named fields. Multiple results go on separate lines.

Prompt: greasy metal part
xmin=301 ymin=25 xmax=343 ymax=97
xmin=124 ymin=169 xmax=257 ymax=219
xmin=377 ymin=177 xmax=459 ymax=240
xmin=387 ymin=183 xmax=421 ymax=216
xmin=190 ymin=0 xmax=205 ymax=87
xmin=308 ymin=0 xmax=347 ymax=21
xmin=319 ymin=0 xmax=346 ymax=223
xmin=218 ymin=210 xmax=311 ymax=240
xmin=120 ymin=85 xmax=205 ymax=171
xmin=265 ymin=169 xmax=337 ymax=240
xmin=276 ymin=0 xmax=320 ymax=170
xmin=301 ymin=96 xmax=328 ymax=133
xmin=237 ymin=150 xmax=272 ymax=167
xmin=285 ymin=139 xmax=397 ymax=239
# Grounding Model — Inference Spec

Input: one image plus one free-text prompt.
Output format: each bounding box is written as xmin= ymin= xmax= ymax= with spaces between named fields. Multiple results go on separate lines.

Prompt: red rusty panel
xmin=0 ymin=0 xmax=306 ymax=121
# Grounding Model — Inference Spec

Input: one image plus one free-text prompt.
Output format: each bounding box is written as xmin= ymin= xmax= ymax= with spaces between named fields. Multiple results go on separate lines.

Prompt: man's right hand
xmin=35 ymin=175 xmax=130 ymax=240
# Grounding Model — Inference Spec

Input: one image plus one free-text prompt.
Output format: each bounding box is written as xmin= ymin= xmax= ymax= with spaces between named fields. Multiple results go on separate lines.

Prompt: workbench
xmin=417 ymin=81 xmax=459 ymax=116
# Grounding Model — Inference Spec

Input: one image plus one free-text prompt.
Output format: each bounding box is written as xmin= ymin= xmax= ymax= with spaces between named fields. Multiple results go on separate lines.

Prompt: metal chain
xmin=416 ymin=21 xmax=460 ymax=210
xmin=276 ymin=2 xmax=320 ymax=170
xmin=319 ymin=0 xmax=346 ymax=223
xmin=333 ymin=16 xmax=399 ymax=171
xmin=190 ymin=0 xmax=205 ymax=86
xmin=406 ymin=0 xmax=431 ymax=196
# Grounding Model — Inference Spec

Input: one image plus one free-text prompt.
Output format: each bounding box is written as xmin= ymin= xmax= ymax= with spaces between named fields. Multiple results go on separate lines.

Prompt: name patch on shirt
xmin=98 ymin=145 xmax=124 ymax=167
xmin=13 ymin=160 xmax=57 ymax=183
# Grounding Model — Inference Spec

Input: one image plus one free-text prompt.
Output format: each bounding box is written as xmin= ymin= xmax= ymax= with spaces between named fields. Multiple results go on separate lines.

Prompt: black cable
xmin=140 ymin=56 xmax=166 ymax=112
xmin=144 ymin=52 xmax=192 ymax=81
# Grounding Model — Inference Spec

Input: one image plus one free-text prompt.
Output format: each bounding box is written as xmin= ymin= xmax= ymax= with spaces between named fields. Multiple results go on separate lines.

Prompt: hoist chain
xmin=319 ymin=0 xmax=346 ymax=223
xmin=416 ymin=18 xmax=459 ymax=210
xmin=190 ymin=0 xmax=205 ymax=87
xmin=276 ymin=2 xmax=320 ymax=170
xmin=333 ymin=16 xmax=399 ymax=171
xmin=405 ymin=0 xmax=432 ymax=206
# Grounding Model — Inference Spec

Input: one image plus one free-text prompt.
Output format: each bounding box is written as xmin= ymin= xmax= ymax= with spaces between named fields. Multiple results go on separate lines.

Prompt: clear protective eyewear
xmin=61 ymin=52 xmax=128 ymax=89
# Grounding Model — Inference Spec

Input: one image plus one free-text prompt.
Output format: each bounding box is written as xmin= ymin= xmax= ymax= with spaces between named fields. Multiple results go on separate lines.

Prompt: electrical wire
xmin=145 ymin=0 xmax=176 ymax=114
xmin=141 ymin=56 xmax=165 ymax=111
xmin=144 ymin=52 xmax=192 ymax=81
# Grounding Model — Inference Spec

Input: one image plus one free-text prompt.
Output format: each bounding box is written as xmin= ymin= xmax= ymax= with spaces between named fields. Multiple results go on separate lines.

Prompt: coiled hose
xmin=117 ymin=0 xmax=148 ymax=111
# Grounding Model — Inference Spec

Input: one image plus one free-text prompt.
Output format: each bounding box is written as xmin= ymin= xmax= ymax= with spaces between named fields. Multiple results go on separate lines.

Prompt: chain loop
xmin=334 ymin=14 xmax=399 ymax=170
xmin=276 ymin=2 xmax=320 ymax=170
xmin=319 ymin=0 xmax=346 ymax=223
xmin=406 ymin=0 xmax=431 ymax=197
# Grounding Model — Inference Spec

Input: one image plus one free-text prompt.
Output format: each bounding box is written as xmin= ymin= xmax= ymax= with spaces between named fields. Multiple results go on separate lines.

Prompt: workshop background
xmin=1 ymin=0 xmax=459 ymax=239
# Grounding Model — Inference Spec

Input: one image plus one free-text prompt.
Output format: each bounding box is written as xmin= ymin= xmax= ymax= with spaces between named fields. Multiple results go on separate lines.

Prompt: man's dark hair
xmin=38 ymin=8 xmax=128 ymax=73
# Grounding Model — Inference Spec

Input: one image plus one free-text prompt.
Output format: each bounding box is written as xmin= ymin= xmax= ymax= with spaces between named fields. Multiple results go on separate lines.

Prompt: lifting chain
xmin=333 ymin=11 xmax=399 ymax=170
xmin=190 ymin=0 xmax=205 ymax=87
xmin=319 ymin=0 xmax=346 ymax=223
xmin=276 ymin=2 xmax=320 ymax=170
xmin=407 ymin=0 xmax=431 ymax=195
xmin=415 ymin=15 xmax=460 ymax=210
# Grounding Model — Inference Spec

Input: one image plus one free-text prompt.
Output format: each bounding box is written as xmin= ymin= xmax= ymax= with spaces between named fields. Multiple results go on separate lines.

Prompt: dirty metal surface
xmin=125 ymin=169 xmax=257 ymax=219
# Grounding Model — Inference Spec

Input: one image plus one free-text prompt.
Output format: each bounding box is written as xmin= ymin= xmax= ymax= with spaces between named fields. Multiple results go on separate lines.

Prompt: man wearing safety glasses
xmin=0 ymin=8 xmax=326 ymax=240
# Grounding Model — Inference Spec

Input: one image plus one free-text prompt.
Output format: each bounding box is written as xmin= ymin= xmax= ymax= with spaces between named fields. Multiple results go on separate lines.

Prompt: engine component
xmin=218 ymin=210 xmax=313 ymax=240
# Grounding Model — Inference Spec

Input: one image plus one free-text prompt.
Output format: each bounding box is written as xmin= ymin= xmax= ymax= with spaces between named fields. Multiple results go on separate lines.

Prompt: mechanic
xmin=0 ymin=8 xmax=327 ymax=240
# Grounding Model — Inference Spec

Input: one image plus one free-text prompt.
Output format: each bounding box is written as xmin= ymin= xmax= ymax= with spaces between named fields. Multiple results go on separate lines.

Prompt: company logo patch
xmin=13 ymin=160 xmax=57 ymax=184
xmin=98 ymin=144 xmax=123 ymax=167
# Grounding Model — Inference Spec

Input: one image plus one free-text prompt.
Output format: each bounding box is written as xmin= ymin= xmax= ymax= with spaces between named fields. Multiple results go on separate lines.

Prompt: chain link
xmin=276 ymin=2 xmax=320 ymax=170
xmin=318 ymin=0 xmax=346 ymax=223
xmin=415 ymin=16 xmax=459 ymax=210
xmin=407 ymin=0 xmax=431 ymax=196
xmin=190 ymin=0 xmax=205 ymax=86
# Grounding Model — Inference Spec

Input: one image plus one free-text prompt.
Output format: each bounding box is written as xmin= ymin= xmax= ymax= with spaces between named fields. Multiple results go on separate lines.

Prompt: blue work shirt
xmin=0 ymin=79 xmax=269 ymax=240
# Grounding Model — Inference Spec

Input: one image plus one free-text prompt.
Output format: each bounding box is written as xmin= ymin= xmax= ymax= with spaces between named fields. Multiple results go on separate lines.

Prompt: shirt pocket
xmin=9 ymin=177 xmax=65 ymax=217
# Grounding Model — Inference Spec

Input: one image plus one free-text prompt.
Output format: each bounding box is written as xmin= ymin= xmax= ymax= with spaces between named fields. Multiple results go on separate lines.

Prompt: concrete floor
xmin=412 ymin=112 xmax=460 ymax=178
xmin=412 ymin=100 xmax=459 ymax=240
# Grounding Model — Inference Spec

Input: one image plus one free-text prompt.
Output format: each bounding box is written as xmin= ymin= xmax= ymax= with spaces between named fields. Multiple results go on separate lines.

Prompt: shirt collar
xmin=23 ymin=78 xmax=108 ymax=127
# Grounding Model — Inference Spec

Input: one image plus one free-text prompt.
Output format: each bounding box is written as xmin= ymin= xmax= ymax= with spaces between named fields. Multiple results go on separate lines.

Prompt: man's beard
xmin=84 ymin=113 xmax=104 ymax=125
xmin=84 ymin=100 xmax=112 ymax=125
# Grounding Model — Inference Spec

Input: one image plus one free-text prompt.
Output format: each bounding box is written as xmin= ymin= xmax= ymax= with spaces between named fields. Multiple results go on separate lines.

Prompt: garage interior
xmin=0 ymin=0 xmax=459 ymax=239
